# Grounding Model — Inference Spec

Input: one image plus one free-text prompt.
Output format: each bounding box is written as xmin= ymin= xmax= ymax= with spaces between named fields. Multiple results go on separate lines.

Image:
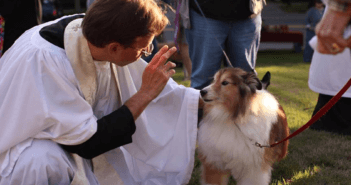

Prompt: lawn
xmin=172 ymin=50 xmax=351 ymax=185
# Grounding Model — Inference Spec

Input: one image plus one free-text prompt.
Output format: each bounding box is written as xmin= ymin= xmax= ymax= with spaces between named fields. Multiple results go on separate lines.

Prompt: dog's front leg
xmin=199 ymin=154 xmax=230 ymax=185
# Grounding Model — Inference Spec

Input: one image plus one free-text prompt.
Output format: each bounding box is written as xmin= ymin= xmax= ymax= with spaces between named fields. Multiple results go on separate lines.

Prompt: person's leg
xmin=310 ymin=94 xmax=351 ymax=135
xmin=226 ymin=14 xmax=262 ymax=73
xmin=178 ymin=25 xmax=192 ymax=81
xmin=303 ymin=30 xmax=315 ymax=63
xmin=185 ymin=9 xmax=229 ymax=90
xmin=0 ymin=139 xmax=98 ymax=185
xmin=180 ymin=43 xmax=192 ymax=81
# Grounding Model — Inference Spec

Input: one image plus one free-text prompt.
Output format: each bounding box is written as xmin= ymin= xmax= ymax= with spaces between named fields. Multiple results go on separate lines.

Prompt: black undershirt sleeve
xmin=60 ymin=105 xmax=136 ymax=159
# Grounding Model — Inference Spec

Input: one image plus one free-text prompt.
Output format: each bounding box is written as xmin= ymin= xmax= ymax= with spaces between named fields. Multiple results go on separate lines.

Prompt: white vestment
xmin=0 ymin=16 xmax=199 ymax=185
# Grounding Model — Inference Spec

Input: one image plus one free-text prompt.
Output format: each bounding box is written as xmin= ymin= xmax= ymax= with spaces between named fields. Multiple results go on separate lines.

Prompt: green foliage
xmin=173 ymin=50 xmax=351 ymax=185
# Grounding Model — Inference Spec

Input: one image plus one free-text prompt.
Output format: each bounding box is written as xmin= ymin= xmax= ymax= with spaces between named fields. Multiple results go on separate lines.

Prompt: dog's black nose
xmin=200 ymin=90 xmax=207 ymax=97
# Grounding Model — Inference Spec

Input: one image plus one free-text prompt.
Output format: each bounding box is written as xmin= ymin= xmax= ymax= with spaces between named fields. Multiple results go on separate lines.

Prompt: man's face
xmin=112 ymin=34 xmax=155 ymax=66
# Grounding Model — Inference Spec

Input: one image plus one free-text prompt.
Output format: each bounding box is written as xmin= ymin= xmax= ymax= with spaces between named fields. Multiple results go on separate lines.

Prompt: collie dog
xmin=198 ymin=68 xmax=289 ymax=185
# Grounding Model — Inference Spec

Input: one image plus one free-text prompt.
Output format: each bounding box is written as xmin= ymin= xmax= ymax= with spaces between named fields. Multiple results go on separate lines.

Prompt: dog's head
xmin=200 ymin=68 xmax=262 ymax=119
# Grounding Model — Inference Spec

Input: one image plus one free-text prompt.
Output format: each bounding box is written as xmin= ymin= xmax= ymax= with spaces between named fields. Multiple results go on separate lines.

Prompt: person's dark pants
xmin=310 ymin=94 xmax=351 ymax=135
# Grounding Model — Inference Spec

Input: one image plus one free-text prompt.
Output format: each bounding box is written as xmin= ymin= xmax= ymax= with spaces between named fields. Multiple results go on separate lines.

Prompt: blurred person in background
xmin=0 ymin=0 xmax=42 ymax=54
xmin=87 ymin=0 xmax=95 ymax=8
xmin=42 ymin=0 xmax=63 ymax=22
xmin=303 ymin=0 xmax=324 ymax=63
xmin=163 ymin=0 xmax=192 ymax=81
xmin=183 ymin=0 xmax=264 ymax=89
xmin=177 ymin=19 xmax=192 ymax=81
xmin=0 ymin=15 xmax=4 ymax=57
xmin=308 ymin=0 xmax=351 ymax=135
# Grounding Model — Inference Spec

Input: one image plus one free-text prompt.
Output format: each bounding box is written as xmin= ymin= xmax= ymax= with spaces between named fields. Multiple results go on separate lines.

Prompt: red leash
xmin=255 ymin=77 xmax=351 ymax=148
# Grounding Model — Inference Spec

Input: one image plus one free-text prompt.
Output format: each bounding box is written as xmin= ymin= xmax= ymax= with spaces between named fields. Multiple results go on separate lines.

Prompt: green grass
xmin=172 ymin=50 xmax=351 ymax=185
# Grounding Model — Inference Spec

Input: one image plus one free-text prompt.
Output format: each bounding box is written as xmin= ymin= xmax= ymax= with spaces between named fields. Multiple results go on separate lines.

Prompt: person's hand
xmin=316 ymin=8 xmax=351 ymax=54
xmin=139 ymin=45 xmax=177 ymax=101
xmin=124 ymin=45 xmax=177 ymax=120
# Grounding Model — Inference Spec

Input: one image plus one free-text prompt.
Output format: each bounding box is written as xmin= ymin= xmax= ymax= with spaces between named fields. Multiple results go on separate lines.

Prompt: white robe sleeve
xmin=0 ymin=37 xmax=97 ymax=156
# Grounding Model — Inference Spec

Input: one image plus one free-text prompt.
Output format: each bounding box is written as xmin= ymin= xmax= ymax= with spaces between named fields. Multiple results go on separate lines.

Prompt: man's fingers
xmin=167 ymin=69 xmax=176 ymax=77
xmin=164 ymin=61 xmax=176 ymax=70
xmin=317 ymin=40 xmax=346 ymax=54
xmin=332 ymin=40 xmax=346 ymax=54
xmin=325 ymin=37 xmax=347 ymax=54
xmin=149 ymin=45 xmax=169 ymax=65
xmin=156 ymin=47 xmax=177 ymax=66
xmin=317 ymin=41 xmax=330 ymax=54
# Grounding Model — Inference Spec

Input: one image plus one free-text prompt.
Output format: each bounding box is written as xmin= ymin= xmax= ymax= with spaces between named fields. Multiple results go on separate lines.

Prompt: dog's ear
xmin=243 ymin=71 xmax=262 ymax=93
xmin=261 ymin=71 xmax=271 ymax=90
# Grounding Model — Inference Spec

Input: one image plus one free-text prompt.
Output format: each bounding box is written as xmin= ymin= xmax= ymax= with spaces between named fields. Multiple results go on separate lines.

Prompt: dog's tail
xmin=261 ymin=71 xmax=271 ymax=90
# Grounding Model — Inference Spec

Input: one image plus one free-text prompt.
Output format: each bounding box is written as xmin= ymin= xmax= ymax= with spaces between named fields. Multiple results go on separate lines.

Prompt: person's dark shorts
xmin=310 ymin=94 xmax=351 ymax=135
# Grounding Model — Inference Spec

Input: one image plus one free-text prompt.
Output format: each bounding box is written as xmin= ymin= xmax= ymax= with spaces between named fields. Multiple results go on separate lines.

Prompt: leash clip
xmin=254 ymin=142 xmax=270 ymax=148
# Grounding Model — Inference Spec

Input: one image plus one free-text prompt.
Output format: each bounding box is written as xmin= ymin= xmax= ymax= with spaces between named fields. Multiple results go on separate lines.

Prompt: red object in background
xmin=261 ymin=25 xmax=304 ymax=46
xmin=261 ymin=31 xmax=304 ymax=45
xmin=53 ymin=9 xmax=57 ymax=16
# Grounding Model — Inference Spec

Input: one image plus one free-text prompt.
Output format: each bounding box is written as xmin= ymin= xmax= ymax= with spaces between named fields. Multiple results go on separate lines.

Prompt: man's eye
xmin=221 ymin=81 xmax=229 ymax=86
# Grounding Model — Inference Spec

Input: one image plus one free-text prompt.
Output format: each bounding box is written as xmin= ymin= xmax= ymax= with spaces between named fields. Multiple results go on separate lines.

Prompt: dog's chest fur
xmin=198 ymin=90 xmax=279 ymax=173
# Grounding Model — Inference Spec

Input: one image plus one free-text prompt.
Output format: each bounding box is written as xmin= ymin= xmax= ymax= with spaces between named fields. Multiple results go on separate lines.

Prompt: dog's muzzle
xmin=200 ymin=89 xmax=214 ymax=102
xmin=200 ymin=90 xmax=207 ymax=97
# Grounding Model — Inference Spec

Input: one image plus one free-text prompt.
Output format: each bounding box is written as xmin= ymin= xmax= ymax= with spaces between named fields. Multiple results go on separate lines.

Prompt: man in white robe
xmin=0 ymin=0 xmax=201 ymax=184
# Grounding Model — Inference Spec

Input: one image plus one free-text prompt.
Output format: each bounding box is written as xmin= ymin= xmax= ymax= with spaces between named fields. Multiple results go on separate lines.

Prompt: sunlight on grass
xmin=274 ymin=166 xmax=321 ymax=185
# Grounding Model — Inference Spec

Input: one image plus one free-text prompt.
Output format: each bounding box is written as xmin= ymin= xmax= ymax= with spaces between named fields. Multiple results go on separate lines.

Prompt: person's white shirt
xmin=308 ymin=2 xmax=351 ymax=98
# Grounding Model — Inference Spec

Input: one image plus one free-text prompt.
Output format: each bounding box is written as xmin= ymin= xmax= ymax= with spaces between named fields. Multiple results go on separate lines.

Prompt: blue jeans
xmin=185 ymin=9 xmax=262 ymax=89
xmin=303 ymin=29 xmax=315 ymax=63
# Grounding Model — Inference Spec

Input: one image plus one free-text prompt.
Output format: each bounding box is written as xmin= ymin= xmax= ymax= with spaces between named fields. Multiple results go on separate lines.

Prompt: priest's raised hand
xmin=125 ymin=45 xmax=177 ymax=120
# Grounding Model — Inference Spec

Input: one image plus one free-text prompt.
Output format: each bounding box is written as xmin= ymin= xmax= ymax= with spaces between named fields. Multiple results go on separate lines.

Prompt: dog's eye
xmin=221 ymin=81 xmax=229 ymax=86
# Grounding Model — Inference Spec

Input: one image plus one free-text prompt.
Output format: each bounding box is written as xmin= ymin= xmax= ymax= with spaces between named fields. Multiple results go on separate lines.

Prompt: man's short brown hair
xmin=82 ymin=0 xmax=169 ymax=48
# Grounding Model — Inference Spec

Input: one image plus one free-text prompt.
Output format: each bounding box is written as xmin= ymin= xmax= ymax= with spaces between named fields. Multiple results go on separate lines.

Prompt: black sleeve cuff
xmin=60 ymin=105 xmax=136 ymax=159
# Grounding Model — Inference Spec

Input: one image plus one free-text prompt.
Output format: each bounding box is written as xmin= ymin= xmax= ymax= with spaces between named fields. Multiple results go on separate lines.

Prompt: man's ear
xmin=107 ymin=42 xmax=120 ymax=55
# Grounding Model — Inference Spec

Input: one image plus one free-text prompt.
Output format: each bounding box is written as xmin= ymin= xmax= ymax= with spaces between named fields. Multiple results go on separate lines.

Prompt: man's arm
xmin=60 ymin=105 xmax=136 ymax=159
xmin=61 ymin=46 xmax=178 ymax=159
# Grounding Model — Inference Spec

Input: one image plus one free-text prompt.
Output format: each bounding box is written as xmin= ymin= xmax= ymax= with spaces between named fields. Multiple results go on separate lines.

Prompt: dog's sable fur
xmin=198 ymin=68 xmax=289 ymax=185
